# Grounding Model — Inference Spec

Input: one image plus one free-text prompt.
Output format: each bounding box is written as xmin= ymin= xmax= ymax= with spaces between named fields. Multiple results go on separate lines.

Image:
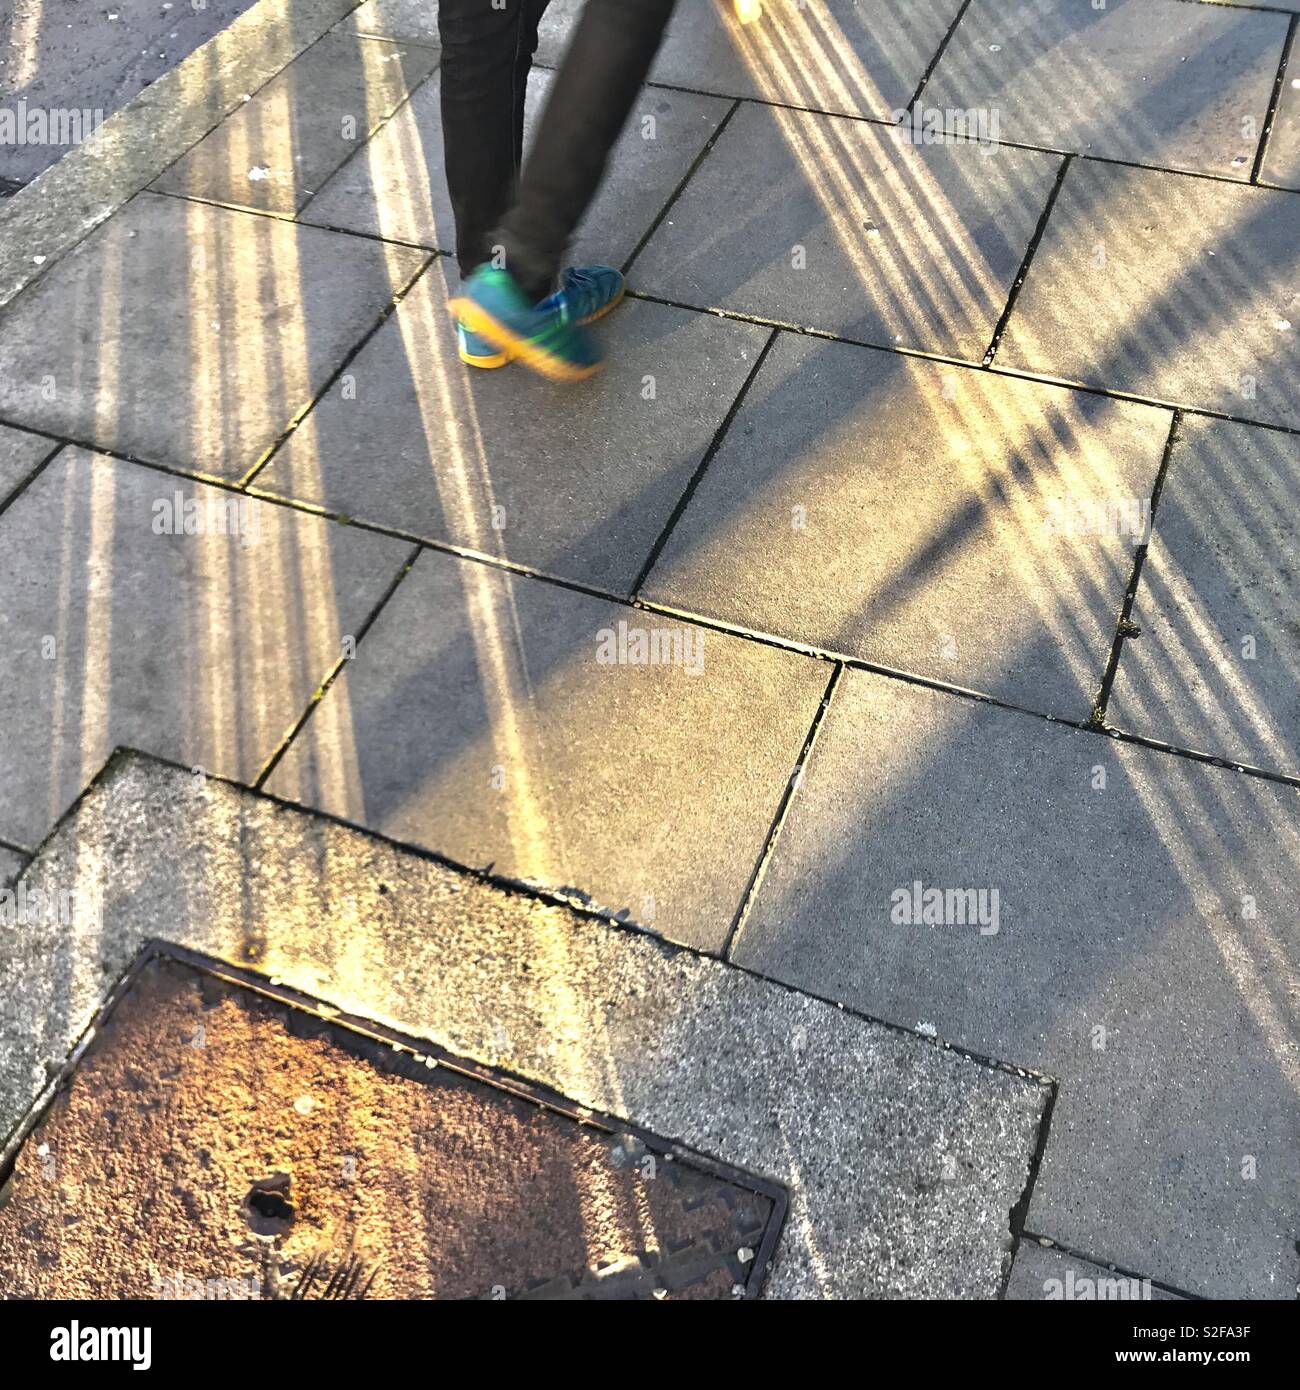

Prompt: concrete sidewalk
xmin=0 ymin=0 xmax=1297 ymax=1298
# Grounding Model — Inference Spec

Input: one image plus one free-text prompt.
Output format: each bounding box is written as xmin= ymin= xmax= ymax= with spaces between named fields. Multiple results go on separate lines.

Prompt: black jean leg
xmin=438 ymin=0 xmax=550 ymax=280
xmin=496 ymin=0 xmax=678 ymax=296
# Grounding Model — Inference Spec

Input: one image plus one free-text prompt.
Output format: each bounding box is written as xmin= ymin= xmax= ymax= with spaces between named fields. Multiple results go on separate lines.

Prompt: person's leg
xmin=511 ymin=0 xmax=551 ymax=178
xmin=495 ymin=0 xmax=678 ymax=299
xmin=449 ymin=0 xmax=676 ymax=382
xmin=438 ymin=0 xmax=550 ymax=280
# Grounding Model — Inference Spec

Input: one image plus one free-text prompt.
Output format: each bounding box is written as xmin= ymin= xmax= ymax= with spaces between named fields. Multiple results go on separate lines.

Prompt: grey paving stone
xmin=0 ymin=192 xmax=426 ymax=479
xmin=1260 ymin=42 xmax=1300 ymax=191
xmin=0 ymin=750 xmax=1047 ymax=1297
xmin=257 ymin=265 xmax=767 ymax=592
xmin=998 ymin=161 xmax=1300 ymax=432
xmin=266 ymin=547 xmax=827 ymax=951
xmin=536 ymin=0 xmax=966 ymax=120
xmin=924 ymin=0 xmax=1289 ymax=179
xmin=733 ymin=668 xmax=1300 ymax=1298
xmin=0 ymin=447 xmax=411 ymax=848
xmin=1107 ymin=417 xmax=1300 ymax=780
xmin=150 ymin=31 xmax=438 ymax=214
xmin=644 ymin=333 xmax=1169 ymax=721
xmin=0 ymin=423 xmax=53 ymax=504
xmin=633 ymin=100 xmax=1062 ymax=357
xmin=303 ymin=68 xmax=729 ymax=267
xmin=0 ymin=0 xmax=260 ymax=187
xmin=349 ymin=0 xmax=440 ymax=46
xmin=0 ymin=847 xmax=24 ymax=886
xmin=1006 ymin=1243 xmax=1181 ymax=1301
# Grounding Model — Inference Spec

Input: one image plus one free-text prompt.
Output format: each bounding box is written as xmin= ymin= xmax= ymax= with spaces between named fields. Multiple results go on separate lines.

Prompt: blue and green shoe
xmin=452 ymin=264 xmax=625 ymax=379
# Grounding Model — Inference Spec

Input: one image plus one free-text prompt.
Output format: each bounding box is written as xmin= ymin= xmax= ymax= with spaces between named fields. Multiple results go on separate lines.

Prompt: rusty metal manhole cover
xmin=0 ymin=943 xmax=785 ymax=1299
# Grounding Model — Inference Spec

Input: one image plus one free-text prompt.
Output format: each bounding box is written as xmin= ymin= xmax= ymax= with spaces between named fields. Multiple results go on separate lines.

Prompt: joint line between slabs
xmin=146 ymin=183 xmax=450 ymax=257
xmin=1091 ymin=410 xmax=1182 ymax=726
xmin=0 ymin=436 xmax=68 ymax=523
xmin=252 ymin=541 xmax=424 ymax=790
xmin=236 ymin=250 xmax=435 ymax=491
xmin=983 ymin=153 xmax=1073 ymax=368
xmin=621 ymin=98 xmax=742 ymax=277
xmin=722 ymin=663 xmax=843 ymax=962
xmin=905 ymin=0 xmax=976 ymax=112
xmin=294 ymin=59 xmax=443 ymax=227
xmin=1251 ymin=12 xmax=1299 ymax=185
xmin=629 ymin=325 xmax=780 ymax=596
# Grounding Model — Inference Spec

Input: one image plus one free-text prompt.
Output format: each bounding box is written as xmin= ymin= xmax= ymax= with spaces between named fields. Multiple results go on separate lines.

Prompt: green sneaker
xmin=537 ymin=264 xmax=626 ymax=327
xmin=448 ymin=266 xmax=602 ymax=383
xmin=456 ymin=321 xmax=511 ymax=369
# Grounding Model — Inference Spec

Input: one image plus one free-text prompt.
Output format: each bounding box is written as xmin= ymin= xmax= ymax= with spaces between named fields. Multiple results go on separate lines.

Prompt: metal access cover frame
xmin=0 ymin=938 xmax=789 ymax=1299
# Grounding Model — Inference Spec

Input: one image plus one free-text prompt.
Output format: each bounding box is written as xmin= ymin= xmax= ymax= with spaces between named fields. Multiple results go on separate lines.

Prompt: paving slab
xmin=265 ymin=546 xmax=828 ymax=950
xmin=302 ymin=68 xmax=730 ymax=267
xmin=1005 ymin=1243 xmax=1182 ymax=1301
xmin=1260 ymin=41 xmax=1300 ymax=191
xmin=0 ymin=446 xmax=411 ymax=847
xmin=536 ymin=0 xmax=967 ymax=120
xmin=0 ymin=421 xmax=53 ymax=504
xmin=257 ymin=265 xmax=768 ymax=592
xmin=0 ymin=750 xmax=1048 ymax=1298
xmin=733 ymin=668 xmax=1300 ymax=1297
xmin=1107 ymin=417 xmax=1300 ymax=780
xmin=0 ymin=0 xmax=260 ymax=188
xmin=0 ymin=193 xmax=427 ymax=480
xmin=633 ymin=100 xmax=1062 ymax=357
xmin=924 ymin=0 xmax=1289 ymax=179
xmin=150 ymin=31 xmax=438 ymax=214
xmin=644 ymin=333 xmax=1170 ymax=721
xmin=998 ymin=160 xmax=1300 ymax=432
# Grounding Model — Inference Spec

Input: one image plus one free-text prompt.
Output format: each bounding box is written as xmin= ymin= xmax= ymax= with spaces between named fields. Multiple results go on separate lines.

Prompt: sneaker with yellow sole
xmin=451 ymin=264 xmax=626 ymax=377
